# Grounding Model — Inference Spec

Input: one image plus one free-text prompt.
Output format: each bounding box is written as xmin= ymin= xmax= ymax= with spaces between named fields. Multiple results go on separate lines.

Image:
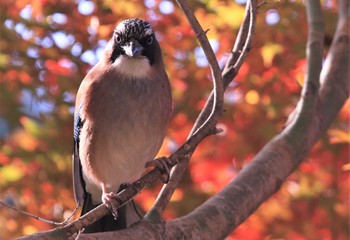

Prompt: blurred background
xmin=0 ymin=0 xmax=348 ymax=239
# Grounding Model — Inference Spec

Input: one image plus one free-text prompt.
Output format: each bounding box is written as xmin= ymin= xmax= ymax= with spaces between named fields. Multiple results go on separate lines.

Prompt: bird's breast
xmin=79 ymin=71 xmax=171 ymax=193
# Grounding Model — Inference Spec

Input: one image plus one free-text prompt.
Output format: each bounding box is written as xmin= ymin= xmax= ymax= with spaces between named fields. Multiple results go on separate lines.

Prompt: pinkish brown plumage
xmin=73 ymin=18 xmax=171 ymax=233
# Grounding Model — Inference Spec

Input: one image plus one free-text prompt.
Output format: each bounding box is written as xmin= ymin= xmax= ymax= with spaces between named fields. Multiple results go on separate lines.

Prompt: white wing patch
xmin=112 ymin=55 xmax=151 ymax=79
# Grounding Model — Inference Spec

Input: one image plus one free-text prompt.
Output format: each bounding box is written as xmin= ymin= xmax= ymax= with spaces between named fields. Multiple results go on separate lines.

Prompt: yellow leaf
xmin=0 ymin=53 xmax=9 ymax=67
xmin=0 ymin=165 xmax=24 ymax=184
xmin=215 ymin=4 xmax=246 ymax=29
xmin=98 ymin=25 xmax=114 ymax=39
xmin=196 ymin=0 xmax=245 ymax=34
xmin=107 ymin=0 xmax=145 ymax=17
xmin=11 ymin=130 xmax=38 ymax=151
xmin=23 ymin=225 xmax=38 ymax=235
xmin=342 ymin=163 xmax=350 ymax=171
xmin=20 ymin=116 xmax=40 ymax=136
xmin=170 ymin=188 xmax=184 ymax=202
xmin=328 ymin=129 xmax=350 ymax=144
xmin=245 ymin=90 xmax=260 ymax=105
xmin=261 ymin=43 xmax=283 ymax=67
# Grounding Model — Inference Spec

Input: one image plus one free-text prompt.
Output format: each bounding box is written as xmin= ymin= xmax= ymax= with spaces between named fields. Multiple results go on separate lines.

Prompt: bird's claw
xmin=146 ymin=157 xmax=172 ymax=183
xmin=102 ymin=192 xmax=119 ymax=219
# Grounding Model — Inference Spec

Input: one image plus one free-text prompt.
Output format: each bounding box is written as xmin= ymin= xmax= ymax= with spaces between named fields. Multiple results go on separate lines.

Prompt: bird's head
xmin=113 ymin=18 xmax=153 ymax=58
xmin=107 ymin=18 xmax=163 ymax=79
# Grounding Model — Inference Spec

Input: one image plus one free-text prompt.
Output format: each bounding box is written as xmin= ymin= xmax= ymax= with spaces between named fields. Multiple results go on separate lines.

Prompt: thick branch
xmin=161 ymin=1 xmax=349 ymax=238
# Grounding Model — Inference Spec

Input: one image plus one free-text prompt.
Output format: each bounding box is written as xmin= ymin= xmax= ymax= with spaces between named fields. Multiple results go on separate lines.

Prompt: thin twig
xmin=233 ymin=1 xmax=255 ymax=71
xmin=0 ymin=200 xmax=79 ymax=226
xmin=149 ymin=0 xmax=226 ymax=216
xmin=174 ymin=0 xmax=224 ymax=138
xmin=221 ymin=1 xmax=255 ymax=87
xmin=257 ymin=0 xmax=285 ymax=9
xmin=150 ymin=0 xmax=258 ymax=216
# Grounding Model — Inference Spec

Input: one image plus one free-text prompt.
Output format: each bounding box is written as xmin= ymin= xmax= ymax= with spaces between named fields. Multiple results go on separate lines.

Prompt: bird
xmin=72 ymin=18 xmax=172 ymax=233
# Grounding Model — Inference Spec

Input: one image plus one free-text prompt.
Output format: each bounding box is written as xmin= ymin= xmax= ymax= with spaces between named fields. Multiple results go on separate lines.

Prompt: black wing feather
xmin=73 ymin=107 xmax=86 ymax=206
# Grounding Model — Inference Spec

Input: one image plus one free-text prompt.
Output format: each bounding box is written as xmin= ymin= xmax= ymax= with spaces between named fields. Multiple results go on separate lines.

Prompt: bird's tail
xmin=81 ymin=193 xmax=145 ymax=233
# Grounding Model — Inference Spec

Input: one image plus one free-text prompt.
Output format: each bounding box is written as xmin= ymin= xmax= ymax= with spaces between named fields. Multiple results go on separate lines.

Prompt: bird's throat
xmin=112 ymin=55 xmax=151 ymax=79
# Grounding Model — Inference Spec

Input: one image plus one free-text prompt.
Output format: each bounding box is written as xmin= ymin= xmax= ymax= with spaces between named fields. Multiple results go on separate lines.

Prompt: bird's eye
xmin=147 ymin=36 xmax=153 ymax=45
xmin=115 ymin=35 xmax=122 ymax=43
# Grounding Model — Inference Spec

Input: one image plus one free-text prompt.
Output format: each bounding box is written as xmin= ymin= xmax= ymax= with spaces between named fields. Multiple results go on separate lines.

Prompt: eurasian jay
xmin=73 ymin=18 xmax=172 ymax=233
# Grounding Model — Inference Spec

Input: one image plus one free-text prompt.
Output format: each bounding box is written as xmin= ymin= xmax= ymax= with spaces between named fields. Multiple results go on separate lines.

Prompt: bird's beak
xmin=122 ymin=39 xmax=144 ymax=57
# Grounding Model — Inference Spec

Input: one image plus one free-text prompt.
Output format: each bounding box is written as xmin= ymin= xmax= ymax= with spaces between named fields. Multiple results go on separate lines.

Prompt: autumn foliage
xmin=0 ymin=0 xmax=348 ymax=239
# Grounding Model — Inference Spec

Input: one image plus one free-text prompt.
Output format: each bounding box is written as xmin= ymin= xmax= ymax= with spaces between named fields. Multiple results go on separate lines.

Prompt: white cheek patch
xmin=112 ymin=55 xmax=151 ymax=79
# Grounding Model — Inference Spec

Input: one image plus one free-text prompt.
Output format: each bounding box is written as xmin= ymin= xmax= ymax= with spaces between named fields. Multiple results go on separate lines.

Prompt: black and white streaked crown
xmin=114 ymin=18 xmax=153 ymax=40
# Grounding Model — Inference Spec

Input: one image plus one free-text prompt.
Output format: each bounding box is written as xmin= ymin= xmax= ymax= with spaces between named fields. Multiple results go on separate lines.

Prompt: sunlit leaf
xmin=204 ymin=0 xmax=245 ymax=29
xmin=261 ymin=43 xmax=283 ymax=67
xmin=0 ymin=53 xmax=9 ymax=67
xmin=328 ymin=129 xmax=350 ymax=144
xmin=245 ymin=90 xmax=260 ymax=105
xmin=341 ymin=163 xmax=350 ymax=171
xmin=6 ymin=219 xmax=18 ymax=232
xmin=20 ymin=116 xmax=40 ymax=136
xmin=0 ymin=165 xmax=24 ymax=184
xmin=23 ymin=225 xmax=38 ymax=236
xmin=170 ymin=188 xmax=184 ymax=202
xmin=11 ymin=130 xmax=39 ymax=151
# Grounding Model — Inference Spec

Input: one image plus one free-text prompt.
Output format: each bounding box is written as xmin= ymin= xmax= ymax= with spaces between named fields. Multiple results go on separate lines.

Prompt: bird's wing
xmin=73 ymin=101 xmax=145 ymax=233
xmin=73 ymin=105 xmax=86 ymax=206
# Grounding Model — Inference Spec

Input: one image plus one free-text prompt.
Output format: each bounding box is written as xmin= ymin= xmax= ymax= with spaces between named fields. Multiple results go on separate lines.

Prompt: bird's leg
xmin=146 ymin=157 xmax=172 ymax=183
xmin=101 ymin=184 xmax=119 ymax=219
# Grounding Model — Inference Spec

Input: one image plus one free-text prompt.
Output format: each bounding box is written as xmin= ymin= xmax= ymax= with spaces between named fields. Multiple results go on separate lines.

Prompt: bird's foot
xmin=146 ymin=157 xmax=172 ymax=183
xmin=102 ymin=192 xmax=120 ymax=219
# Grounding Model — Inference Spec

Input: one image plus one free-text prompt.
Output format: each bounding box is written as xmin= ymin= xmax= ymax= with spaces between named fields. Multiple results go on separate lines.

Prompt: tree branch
xmin=150 ymin=0 xmax=226 ymax=216
xmin=160 ymin=0 xmax=348 ymax=238
xmin=160 ymin=1 xmax=349 ymax=238
xmin=151 ymin=0 xmax=258 ymax=217
xmin=283 ymin=0 xmax=324 ymax=152
xmin=222 ymin=0 xmax=255 ymax=86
